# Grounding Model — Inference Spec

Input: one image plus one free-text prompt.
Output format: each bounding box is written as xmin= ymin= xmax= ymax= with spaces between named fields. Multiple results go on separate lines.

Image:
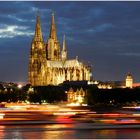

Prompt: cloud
xmin=88 ymin=23 xmax=114 ymax=33
xmin=0 ymin=1 xmax=140 ymax=82
xmin=7 ymin=15 xmax=34 ymax=22
xmin=0 ymin=25 xmax=33 ymax=38
xmin=118 ymin=52 xmax=140 ymax=57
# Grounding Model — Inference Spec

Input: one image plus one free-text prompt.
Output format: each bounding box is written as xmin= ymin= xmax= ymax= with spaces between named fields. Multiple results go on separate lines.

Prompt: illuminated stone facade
xmin=28 ymin=14 xmax=91 ymax=86
xmin=67 ymin=88 xmax=86 ymax=104
xmin=125 ymin=73 xmax=133 ymax=88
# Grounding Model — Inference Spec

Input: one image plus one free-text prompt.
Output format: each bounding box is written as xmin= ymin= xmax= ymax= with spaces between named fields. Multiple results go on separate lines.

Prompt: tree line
xmin=0 ymin=84 xmax=140 ymax=106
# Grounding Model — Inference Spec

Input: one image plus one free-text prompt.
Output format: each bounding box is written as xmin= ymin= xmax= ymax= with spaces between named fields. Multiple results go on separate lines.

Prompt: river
xmin=1 ymin=104 xmax=140 ymax=139
xmin=1 ymin=124 xmax=140 ymax=139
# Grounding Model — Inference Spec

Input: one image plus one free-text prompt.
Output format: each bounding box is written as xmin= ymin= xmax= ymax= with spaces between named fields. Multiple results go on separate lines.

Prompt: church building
xmin=28 ymin=13 xmax=91 ymax=86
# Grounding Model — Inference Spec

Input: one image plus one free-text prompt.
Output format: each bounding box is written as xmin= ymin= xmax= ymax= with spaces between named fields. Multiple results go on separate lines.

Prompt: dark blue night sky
xmin=0 ymin=1 xmax=140 ymax=83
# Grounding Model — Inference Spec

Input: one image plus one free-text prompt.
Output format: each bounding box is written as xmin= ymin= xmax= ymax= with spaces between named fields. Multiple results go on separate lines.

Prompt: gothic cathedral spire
xmin=29 ymin=13 xmax=91 ymax=86
xmin=29 ymin=15 xmax=46 ymax=86
xmin=46 ymin=13 xmax=60 ymax=60
xmin=49 ymin=13 xmax=57 ymax=40
xmin=33 ymin=15 xmax=43 ymax=42
xmin=62 ymin=34 xmax=66 ymax=51
xmin=61 ymin=35 xmax=67 ymax=61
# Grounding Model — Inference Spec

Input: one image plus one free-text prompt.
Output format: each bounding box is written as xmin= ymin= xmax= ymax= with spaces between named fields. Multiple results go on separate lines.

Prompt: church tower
xmin=125 ymin=73 xmax=133 ymax=88
xmin=46 ymin=13 xmax=60 ymax=61
xmin=61 ymin=35 xmax=67 ymax=61
xmin=28 ymin=15 xmax=46 ymax=86
xmin=28 ymin=13 xmax=92 ymax=86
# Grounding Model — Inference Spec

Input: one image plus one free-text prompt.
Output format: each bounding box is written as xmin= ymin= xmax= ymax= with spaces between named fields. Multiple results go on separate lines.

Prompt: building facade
xmin=28 ymin=14 xmax=91 ymax=86
xmin=67 ymin=88 xmax=86 ymax=104
xmin=125 ymin=73 xmax=133 ymax=88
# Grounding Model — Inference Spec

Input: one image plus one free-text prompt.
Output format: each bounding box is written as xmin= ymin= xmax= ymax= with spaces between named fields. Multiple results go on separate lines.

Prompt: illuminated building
xmin=28 ymin=14 xmax=91 ymax=86
xmin=96 ymin=73 xmax=134 ymax=89
xmin=125 ymin=73 xmax=133 ymax=88
xmin=98 ymin=84 xmax=112 ymax=89
xmin=67 ymin=87 xmax=86 ymax=104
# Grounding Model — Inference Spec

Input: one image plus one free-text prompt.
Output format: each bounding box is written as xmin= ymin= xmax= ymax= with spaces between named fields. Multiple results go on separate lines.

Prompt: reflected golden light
xmin=67 ymin=103 xmax=80 ymax=106
xmin=0 ymin=125 xmax=6 ymax=139
xmin=98 ymin=130 xmax=116 ymax=138
xmin=53 ymin=112 xmax=76 ymax=116
xmin=133 ymin=114 xmax=140 ymax=116
xmin=58 ymin=108 xmax=72 ymax=111
xmin=43 ymin=124 xmax=74 ymax=139
xmin=99 ymin=119 xmax=116 ymax=123
xmin=0 ymin=113 xmax=5 ymax=119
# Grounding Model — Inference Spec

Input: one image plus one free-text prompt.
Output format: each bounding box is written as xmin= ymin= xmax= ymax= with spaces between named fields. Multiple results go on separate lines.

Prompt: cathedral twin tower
xmin=28 ymin=13 xmax=91 ymax=86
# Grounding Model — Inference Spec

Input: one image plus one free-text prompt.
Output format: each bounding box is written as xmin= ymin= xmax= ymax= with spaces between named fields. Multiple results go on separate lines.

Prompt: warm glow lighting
xmin=45 ymin=105 xmax=59 ymax=110
xmin=10 ymin=105 xmax=26 ymax=110
xmin=66 ymin=103 xmax=80 ymax=106
xmin=0 ymin=113 xmax=5 ymax=119
xmin=82 ymin=104 xmax=88 ymax=106
xmin=77 ymin=96 xmax=83 ymax=103
xmin=103 ymin=113 xmax=121 ymax=116
xmin=17 ymin=84 xmax=22 ymax=88
xmin=53 ymin=112 xmax=76 ymax=116
xmin=58 ymin=108 xmax=72 ymax=111
xmin=133 ymin=114 xmax=140 ymax=116
xmin=100 ymin=119 xmax=116 ymax=123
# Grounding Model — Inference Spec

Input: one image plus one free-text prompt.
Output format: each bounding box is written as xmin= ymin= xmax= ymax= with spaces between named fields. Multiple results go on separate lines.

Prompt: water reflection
xmin=1 ymin=124 xmax=140 ymax=139
xmin=44 ymin=124 xmax=74 ymax=129
xmin=43 ymin=130 xmax=71 ymax=139
xmin=10 ymin=131 xmax=22 ymax=139
xmin=0 ymin=126 xmax=5 ymax=139
xmin=97 ymin=130 xmax=117 ymax=139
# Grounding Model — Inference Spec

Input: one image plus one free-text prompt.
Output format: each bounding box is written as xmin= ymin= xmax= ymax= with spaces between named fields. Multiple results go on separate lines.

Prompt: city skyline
xmin=0 ymin=1 xmax=140 ymax=82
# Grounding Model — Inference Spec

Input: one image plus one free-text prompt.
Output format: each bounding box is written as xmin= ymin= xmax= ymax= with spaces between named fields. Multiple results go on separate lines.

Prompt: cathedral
xmin=28 ymin=13 xmax=91 ymax=86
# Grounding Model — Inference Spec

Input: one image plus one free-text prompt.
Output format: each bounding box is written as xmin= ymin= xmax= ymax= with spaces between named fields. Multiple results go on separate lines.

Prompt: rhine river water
xmin=1 ymin=124 xmax=140 ymax=139
xmin=1 ymin=104 xmax=140 ymax=139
